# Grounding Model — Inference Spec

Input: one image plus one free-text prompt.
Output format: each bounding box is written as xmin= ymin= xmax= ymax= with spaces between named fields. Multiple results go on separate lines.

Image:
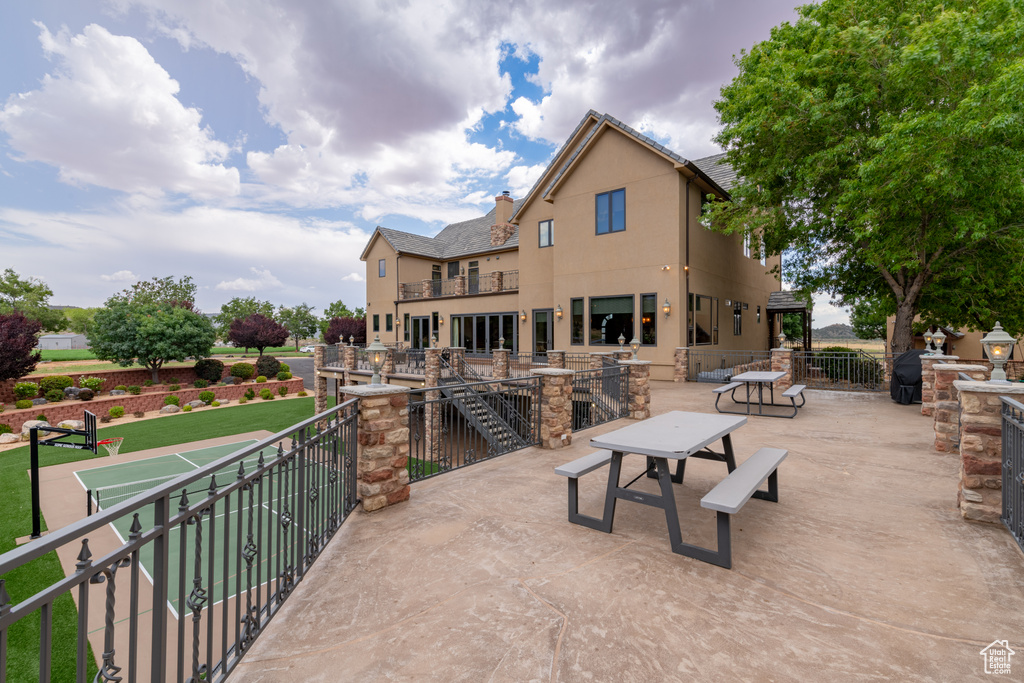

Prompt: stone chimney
xmin=490 ymin=191 xmax=515 ymax=246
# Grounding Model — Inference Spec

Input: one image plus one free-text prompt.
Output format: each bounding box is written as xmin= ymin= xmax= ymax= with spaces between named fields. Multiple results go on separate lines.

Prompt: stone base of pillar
xmin=341 ymin=384 xmax=411 ymax=512
xmin=532 ymin=369 xmax=574 ymax=449
xmin=674 ymin=347 xmax=688 ymax=382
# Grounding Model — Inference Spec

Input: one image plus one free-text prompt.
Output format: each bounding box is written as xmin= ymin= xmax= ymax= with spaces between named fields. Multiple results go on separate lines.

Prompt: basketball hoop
xmin=97 ymin=437 xmax=124 ymax=457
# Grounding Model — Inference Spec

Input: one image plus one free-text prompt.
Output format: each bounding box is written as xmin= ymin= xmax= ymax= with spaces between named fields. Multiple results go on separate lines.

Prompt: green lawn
xmin=0 ymin=396 xmax=328 ymax=682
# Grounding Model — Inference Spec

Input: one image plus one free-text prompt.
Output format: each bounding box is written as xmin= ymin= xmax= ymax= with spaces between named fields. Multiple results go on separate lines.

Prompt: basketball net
xmin=97 ymin=437 xmax=124 ymax=457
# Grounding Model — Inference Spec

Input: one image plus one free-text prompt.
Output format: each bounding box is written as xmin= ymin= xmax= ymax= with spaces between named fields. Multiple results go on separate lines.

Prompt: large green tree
xmin=107 ymin=275 xmax=198 ymax=310
xmin=65 ymin=307 xmax=102 ymax=335
xmin=278 ymin=303 xmax=319 ymax=349
xmin=319 ymin=300 xmax=365 ymax=338
xmin=0 ymin=268 xmax=66 ymax=332
xmin=214 ymin=297 xmax=275 ymax=336
xmin=707 ymin=0 xmax=1024 ymax=353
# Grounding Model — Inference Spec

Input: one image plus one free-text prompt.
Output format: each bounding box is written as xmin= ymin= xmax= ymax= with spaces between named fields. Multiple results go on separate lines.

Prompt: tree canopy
xmin=65 ymin=307 xmax=102 ymax=336
xmin=324 ymin=317 xmax=366 ymax=345
xmin=107 ymin=275 xmax=198 ymax=310
xmin=228 ymin=314 xmax=289 ymax=356
xmin=0 ymin=268 xmax=66 ymax=332
xmin=278 ymin=303 xmax=319 ymax=349
xmin=0 ymin=311 xmax=43 ymax=382
xmin=319 ymin=300 xmax=365 ymax=338
xmin=214 ymin=297 xmax=275 ymax=336
xmin=707 ymin=0 xmax=1024 ymax=353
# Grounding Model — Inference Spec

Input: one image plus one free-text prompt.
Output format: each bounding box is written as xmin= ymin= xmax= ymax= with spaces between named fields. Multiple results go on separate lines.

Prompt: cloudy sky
xmin=0 ymin=0 xmax=849 ymax=325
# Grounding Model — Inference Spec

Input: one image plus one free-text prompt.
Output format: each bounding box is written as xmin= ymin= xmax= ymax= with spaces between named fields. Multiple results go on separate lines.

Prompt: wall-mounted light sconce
xmin=661 ymin=265 xmax=670 ymax=271
xmin=461 ymin=267 xmax=465 ymax=275
xmin=683 ymin=266 xmax=689 ymax=271
xmin=662 ymin=298 xmax=671 ymax=318
xmin=438 ymin=315 xmax=444 ymax=326
xmin=395 ymin=317 xmax=401 ymax=327
xmin=520 ymin=310 xmax=527 ymax=322
xmin=555 ymin=305 xmax=563 ymax=320
xmin=629 ymin=337 xmax=641 ymax=361
xmin=724 ymin=299 xmax=732 ymax=307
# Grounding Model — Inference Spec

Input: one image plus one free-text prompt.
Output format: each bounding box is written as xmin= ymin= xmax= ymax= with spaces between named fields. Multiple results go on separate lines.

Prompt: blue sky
xmin=0 ymin=0 xmax=849 ymax=326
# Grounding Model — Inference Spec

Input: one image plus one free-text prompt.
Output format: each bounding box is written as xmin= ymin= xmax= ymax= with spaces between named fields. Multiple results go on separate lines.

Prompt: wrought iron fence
xmin=355 ymin=349 xmax=371 ymax=371
xmin=323 ymin=345 xmax=340 ymax=368
xmin=572 ymin=366 xmax=629 ymax=432
xmin=688 ymin=350 xmax=772 ymax=383
xmin=0 ymin=400 xmax=359 ymax=683
xmin=509 ymin=352 xmax=547 ymax=378
xmin=564 ymin=353 xmax=593 ymax=372
xmin=400 ymin=282 xmax=425 ymax=299
xmin=502 ymin=270 xmax=519 ymax=290
xmin=407 ymin=377 xmax=541 ymax=483
xmin=1002 ymin=397 xmax=1024 ymax=556
xmin=793 ymin=350 xmax=893 ymax=392
xmin=392 ymin=348 xmax=426 ymax=375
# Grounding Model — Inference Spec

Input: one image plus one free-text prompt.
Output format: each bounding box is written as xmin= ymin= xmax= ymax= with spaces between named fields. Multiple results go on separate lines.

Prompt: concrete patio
xmin=231 ymin=381 xmax=1023 ymax=681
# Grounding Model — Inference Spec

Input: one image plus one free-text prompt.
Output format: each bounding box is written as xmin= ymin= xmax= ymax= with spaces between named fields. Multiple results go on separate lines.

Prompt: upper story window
xmin=596 ymin=189 xmax=625 ymax=235
xmin=570 ymin=298 xmax=584 ymax=345
xmin=372 ymin=314 xmax=380 ymax=332
xmin=539 ymin=220 xmax=554 ymax=247
xmin=378 ymin=259 xmax=386 ymax=277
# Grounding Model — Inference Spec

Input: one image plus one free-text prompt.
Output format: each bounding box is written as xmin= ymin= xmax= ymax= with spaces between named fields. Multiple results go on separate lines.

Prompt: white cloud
xmin=214 ymin=267 xmax=282 ymax=292
xmin=100 ymin=269 xmax=138 ymax=282
xmin=0 ymin=23 xmax=239 ymax=200
xmin=505 ymin=162 xmax=549 ymax=199
xmin=341 ymin=273 xmax=364 ymax=283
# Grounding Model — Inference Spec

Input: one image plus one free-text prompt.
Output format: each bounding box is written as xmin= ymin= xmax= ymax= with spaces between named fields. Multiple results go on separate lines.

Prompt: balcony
xmin=398 ymin=269 xmax=518 ymax=301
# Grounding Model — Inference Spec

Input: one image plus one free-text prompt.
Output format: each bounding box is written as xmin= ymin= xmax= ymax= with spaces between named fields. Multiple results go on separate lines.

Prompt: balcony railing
xmin=398 ymin=270 xmax=519 ymax=301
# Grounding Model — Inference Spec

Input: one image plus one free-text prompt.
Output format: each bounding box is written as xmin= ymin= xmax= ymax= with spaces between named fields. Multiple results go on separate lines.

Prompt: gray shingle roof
xmin=692 ymin=153 xmax=738 ymax=191
xmin=371 ymin=198 xmax=524 ymax=261
xmin=766 ymin=291 xmax=807 ymax=311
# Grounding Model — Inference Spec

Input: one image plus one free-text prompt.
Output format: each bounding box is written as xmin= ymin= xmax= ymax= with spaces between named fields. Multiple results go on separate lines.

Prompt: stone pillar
xmin=770 ymin=347 xmax=794 ymax=391
xmin=590 ymin=352 xmax=613 ymax=370
xmin=383 ymin=348 xmax=395 ymax=380
xmin=492 ymin=348 xmax=509 ymax=380
xmin=342 ymin=344 xmax=356 ymax=370
xmin=341 ymin=384 xmax=411 ymax=512
xmin=614 ymin=350 xmax=632 ymax=362
xmin=490 ymin=271 xmax=503 ymax=293
xmin=313 ymin=344 xmax=328 ymax=415
xmin=423 ymin=347 xmax=442 ymax=465
xmin=921 ymin=354 xmax=958 ymax=416
xmin=421 ymin=279 xmax=433 ymax=299
xmin=621 ymin=360 xmax=652 ymax=420
xmin=397 ymin=283 xmax=406 ymax=300
xmin=933 ymin=364 xmax=988 ymax=453
xmin=449 ymin=347 xmax=466 ymax=376
xmin=674 ymin=347 xmax=689 ymax=382
xmin=547 ymin=350 xmax=565 ymax=369
xmin=455 ymin=276 xmax=466 ymax=296
xmin=532 ymin=369 xmax=574 ymax=449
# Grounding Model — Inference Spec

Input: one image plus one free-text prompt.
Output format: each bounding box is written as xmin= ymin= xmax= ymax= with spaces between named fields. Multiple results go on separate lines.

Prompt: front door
xmin=411 ymin=316 xmax=431 ymax=349
xmin=533 ymin=309 xmax=553 ymax=359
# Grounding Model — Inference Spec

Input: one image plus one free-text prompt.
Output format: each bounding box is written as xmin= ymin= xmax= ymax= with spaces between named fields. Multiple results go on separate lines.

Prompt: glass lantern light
xmin=922 ymin=329 xmax=935 ymax=354
xmin=931 ymin=328 xmax=946 ymax=355
xmin=618 ymin=333 xmax=626 ymax=352
xmin=629 ymin=336 xmax=641 ymax=361
xmin=367 ymin=335 xmax=387 ymax=385
xmin=981 ymin=322 xmax=1015 ymax=383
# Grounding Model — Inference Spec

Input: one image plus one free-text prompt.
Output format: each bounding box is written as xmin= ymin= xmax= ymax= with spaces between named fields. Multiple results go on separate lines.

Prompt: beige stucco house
xmin=360 ymin=110 xmax=782 ymax=380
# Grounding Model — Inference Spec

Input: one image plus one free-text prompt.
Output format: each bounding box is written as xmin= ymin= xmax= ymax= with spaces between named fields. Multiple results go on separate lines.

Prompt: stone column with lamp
xmin=340 ymin=383 xmax=411 ymax=512
xmin=532 ymin=368 xmax=574 ymax=449
xmin=492 ymin=341 xmax=509 ymax=380
xmin=382 ymin=348 xmax=395 ymax=381
xmin=366 ymin=335 xmax=388 ymax=386
xmin=621 ymin=359 xmax=652 ymax=420
xmin=933 ymin=363 xmax=988 ymax=453
xmin=342 ymin=339 xmax=357 ymax=386
xmin=423 ymin=347 xmax=442 ymax=465
xmin=920 ymin=327 xmax=957 ymax=417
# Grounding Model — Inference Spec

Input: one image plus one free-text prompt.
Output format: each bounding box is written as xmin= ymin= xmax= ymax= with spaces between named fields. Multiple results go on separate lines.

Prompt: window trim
xmin=640 ymin=292 xmax=657 ymax=346
xmin=539 ymin=219 xmax=554 ymax=248
xmin=570 ymin=297 xmax=584 ymax=345
xmin=378 ymin=259 xmax=386 ymax=277
xmin=595 ymin=188 xmax=626 ymax=235
xmin=588 ymin=294 xmax=634 ymax=345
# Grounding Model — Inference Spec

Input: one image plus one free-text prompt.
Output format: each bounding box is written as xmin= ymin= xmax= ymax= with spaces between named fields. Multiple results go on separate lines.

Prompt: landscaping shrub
xmin=168 ymin=384 xmax=181 ymax=391
xmin=277 ymin=386 xmax=288 ymax=397
xmin=256 ymin=376 xmax=267 ymax=384
xmin=193 ymin=358 xmax=225 ymax=383
xmin=230 ymin=363 xmax=255 ymax=381
xmin=183 ymin=405 xmax=193 ymax=412
xmin=100 ymin=415 xmax=111 ymax=423
xmin=78 ymin=389 xmax=94 ymax=401
xmin=255 ymin=355 xmax=281 ymax=378
xmin=812 ymin=346 xmax=883 ymax=384
xmin=13 ymin=382 xmax=39 ymax=400
xmin=277 ymin=371 xmax=292 ymax=381
xmin=193 ymin=379 xmax=209 ymax=389
xmin=15 ymin=400 xmax=32 ymax=410
xmin=79 ymin=377 xmax=104 ymax=392
xmin=39 ymin=375 xmax=73 ymax=394
xmin=244 ymin=388 xmax=256 ymax=400
xmin=133 ymin=411 xmax=145 ymax=418
xmin=168 ymin=377 xmax=180 ymax=384
xmin=127 ymin=385 xmax=141 ymax=395
xmin=143 ymin=379 xmax=154 ymax=387
xmin=297 ymin=391 xmax=308 ymax=397
xmin=164 ymin=395 xmax=180 ymax=406
xmin=109 ymin=406 xmax=125 ymax=419
xmin=211 ymin=400 xmax=221 ymax=407
xmin=0 ymin=423 xmax=12 ymax=434
xmin=36 ymin=413 xmax=47 ymax=421
xmin=279 ymin=362 xmax=290 ymax=373
xmin=238 ymin=396 xmax=248 ymax=404
xmin=45 ymin=389 xmax=64 ymax=403
xmin=259 ymin=388 xmax=274 ymax=400
xmin=114 ymin=385 xmax=128 ymax=391
xmin=198 ymin=390 xmax=215 ymax=405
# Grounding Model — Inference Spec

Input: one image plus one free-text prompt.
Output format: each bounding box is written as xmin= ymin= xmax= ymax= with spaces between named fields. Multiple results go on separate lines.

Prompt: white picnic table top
xmin=589 ymin=410 xmax=746 ymax=460
xmin=731 ymin=371 xmax=786 ymax=383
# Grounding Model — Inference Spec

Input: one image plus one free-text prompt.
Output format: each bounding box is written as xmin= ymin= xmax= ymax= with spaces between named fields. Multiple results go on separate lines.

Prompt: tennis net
xmin=91 ymin=473 xmax=213 ymax=512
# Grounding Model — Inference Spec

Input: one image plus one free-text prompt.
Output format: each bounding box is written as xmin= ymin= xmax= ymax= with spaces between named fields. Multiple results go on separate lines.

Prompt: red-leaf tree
xmin=324 ymin=317 xmax=366 ymax=345
xmin=228 ymin=314 xmax=289 ymax=356
xmin=0 ymin=311 xmax=43 ymax=381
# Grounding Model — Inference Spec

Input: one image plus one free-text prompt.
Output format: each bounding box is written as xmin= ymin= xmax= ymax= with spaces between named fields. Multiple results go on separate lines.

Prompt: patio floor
xmin=230 ymin=381 xmax=1024 ymax=682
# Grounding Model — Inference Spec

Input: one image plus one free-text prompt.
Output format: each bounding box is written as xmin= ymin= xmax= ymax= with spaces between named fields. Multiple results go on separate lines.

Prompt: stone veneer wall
xmin=343 ymin=384 xmax=411 ymax=512
xmin=932 ymin=364 xmax=987 ymax=453
xmin=770 ymin=348 xmax=794 ymax=391
xmin=621 ymin=360 xmax=651 ymax=420
xmin=920 ymin=355 xmax=958 ymax=416
xmin=674 ymin=348 xmax=688 ymax=382
xmin=532 ymin=369 xmax=573 ymax=449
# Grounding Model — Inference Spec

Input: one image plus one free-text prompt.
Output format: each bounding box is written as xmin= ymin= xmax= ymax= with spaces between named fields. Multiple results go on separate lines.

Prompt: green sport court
xmin=74 ymin=439 xmax=322 ymax=614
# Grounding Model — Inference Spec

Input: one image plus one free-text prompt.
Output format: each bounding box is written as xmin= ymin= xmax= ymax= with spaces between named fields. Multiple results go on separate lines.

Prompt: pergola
xmin=766 ymin=291 xmax=812 ymax=351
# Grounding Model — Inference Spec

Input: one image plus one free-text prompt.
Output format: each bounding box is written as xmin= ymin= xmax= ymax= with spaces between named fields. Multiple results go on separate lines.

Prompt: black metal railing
xmin=323 ymin=345 xmax=340 ymax=368
xmin=355 ymin=349 xmax=371 ymax=371
xmin=503 ymin=270 xmax=519 ymax=290
xmin=1001 ymin=397 xmax=1024 ymax=555
xmin=407 ymin=377 xmax=540 ymax=483
xmin=794 ymin=350 xmax=891 ymax=392
xmin=0 ymin=400 xmax=359 ymax=682
xmin=392 ymin=349 xmax=426 ymax=375
xmin=398 ymin=270 xmax=519 ymax=301
xmin=564 ymin=353 xmax=593 ymax=372
xmin=509 ymin=352 xmax=547 ymax=378
xmin=688 ymin=350 xmax=772 ymax=383
xmin=572 ymin=366 xmax=629 ymax=432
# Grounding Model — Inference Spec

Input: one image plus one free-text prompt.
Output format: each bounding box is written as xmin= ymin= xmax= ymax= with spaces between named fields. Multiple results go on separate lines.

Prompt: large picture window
xmin=689 ymin=294 xmax=717 ymax=346
xmin=596 ymin=189 xmax=625 ymax=234
xmin=590 ymin=295 xmax=633 ymax=345
xmin=641 ymin=294 xmax=657 ymax=345
xmin=570 ymin=298 xmax=584 ymax=345
xmin=539 ymin=220 xmax=553 ymax=247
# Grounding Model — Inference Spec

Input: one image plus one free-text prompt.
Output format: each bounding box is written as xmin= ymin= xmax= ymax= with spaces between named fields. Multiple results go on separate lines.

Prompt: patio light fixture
xmin=932 ymin=328 xmax=946 ymax=354
xmin=777 ymin=331 xmax=786 ymax=347
xmin=438 ymin=315 xmax=444 ymax=325
xmin=556 ymin=305 xmax=563 ymax=320
xmin=349 ymin=335 xmax=355 ymax=346
xmin=618 ymin=333 xmax=626 ymax=351
xmin=663 ymin=298 xmax=671 ymax=318
xmin=431 ymin=334 xmax=438 ymax=348
xmin=520 ymin=310 xmax=527 ymax=322
xmin=923 ymin=329 xmax=936 ymax=354
xmin=367 ymin=335 xmax=387 ymax=385
xmin=629 ymin=337 xmax=641 ymax=360
xmin=981 ymin=322 xmax=1015 ymax=384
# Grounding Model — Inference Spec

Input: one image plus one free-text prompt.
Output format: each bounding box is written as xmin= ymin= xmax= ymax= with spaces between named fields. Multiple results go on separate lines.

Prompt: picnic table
xmin=713 ymin=371 xmax=806 ymax=418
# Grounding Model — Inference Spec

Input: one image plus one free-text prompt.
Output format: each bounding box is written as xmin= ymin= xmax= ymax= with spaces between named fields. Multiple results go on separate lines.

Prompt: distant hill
xmin=813 ymin=323 xmax=856 ymax=339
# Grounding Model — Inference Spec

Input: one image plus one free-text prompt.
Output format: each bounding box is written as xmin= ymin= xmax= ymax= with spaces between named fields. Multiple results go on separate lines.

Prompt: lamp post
xmin=777 ymin=331 xmax=786 ymax=348
xmin=932 ymin=328 xmax=946 ymax=355
xmin=923 ymin=329 xmax=935 ymax=355
xmin=618 ymin=333 xmax=625 ymax=352
xmin=981 ymin=322 xmax=1015 ymax=384
xmin=349 ymin=335 xmax=355 ymax=347
xmin=367 ymin=335 xmax=387 ymax=385
xmin=629 ymin=336 xmax=641 ymax=361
